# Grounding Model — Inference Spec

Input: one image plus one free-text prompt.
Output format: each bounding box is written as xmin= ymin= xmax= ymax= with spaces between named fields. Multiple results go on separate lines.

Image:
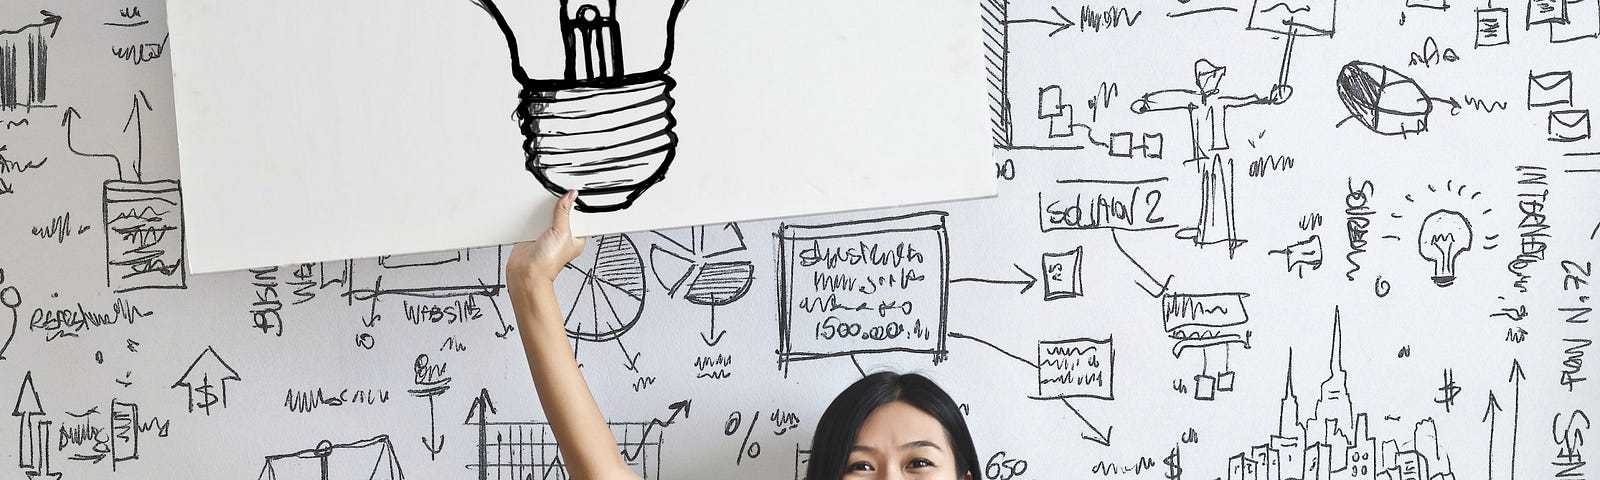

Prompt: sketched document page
xmin=168 ymin=0 xmax=992 ymax=273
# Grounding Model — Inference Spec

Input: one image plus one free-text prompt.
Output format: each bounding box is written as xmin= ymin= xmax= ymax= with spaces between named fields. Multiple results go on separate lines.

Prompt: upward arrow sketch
xmin=1507 ymin=359 xmax=1526 ymax=480
xmin=122 ymin=91 xmax=153 ymax=181
xmin=171 ymin=346 xmax=242 ymax=415
xmin=465 ymin=388 xmax=497 ymax=425
xmin=13 ymin=371 xmax=44 ymax=417
xmin=61 ymin=107 xmax=126 ymax=180
xmin=1482 ymin=390 xmax=1502 ymax=480
xmin=14 ymin=371 xmax=60 ymax=479
xmin=621 ymin=400 xmax=692 ymax=462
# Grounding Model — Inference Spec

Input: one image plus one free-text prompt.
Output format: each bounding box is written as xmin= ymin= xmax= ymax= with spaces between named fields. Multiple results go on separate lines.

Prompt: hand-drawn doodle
xmin=1033 ymin=337 xmax=1114 ymax=401
xmin=1039 ymin=178 xmax=1177 ymax=233
xmin=0 ymin=268 xmax=19 ymax=361
xmin=1416 ymin=210 xmax=1473 ymax=288
xmin=172 ymin=346 xmax=241 ymax=415
xmin=721 ymin=408 xmax=801 ymax=465
xmin=1112 ymin=230 xmax=1254 ymax=400
xmin=1131 ymin=60 xmax=1284 ymax=253
xmin=1165 ymin=293 xmax=1253 ymax=399
xmin=343 ymin=247 xmax=510 ymax=346
xmin=650 ymin=224 xmax=755 ymax=347
xmin=1474 ymin=8 xmax=1511 ymax=47
xmin=466 ymin=389 xmax=686 ymax=479
xmin=103 ymin=179 xmax=185 ymax=293
xmin=1131 ymin=59 xmax=1293 ymax=162
xmin=1434 ymin=369 xmax=1461 ymax=412
xmin=257 ymin=435 xmax=405 ymax=480
xmin=1039 ymin=85 xmax=1075 ymax=138
xmin=1407 ymin=0 xmax=1449 ymax=10
xmin=0 ymin=11 xmax=59 ymax=111
xmin=1042 ymin=248 xmax=1085 ymax=300
xmin=66 ymin=91 xmax=189 ymax=293
xmin=1219 ymin=309 xmax=1461 ymax=480
xmin=1270 ymin=235 xmax=1324 ymax=278
xmin=556 ymin=234 xmax=646 ymax=342
xmin=947 ymin=331 xmax=1116 ymax=446
xmin=951 ymin=264 xmax=1037 ymax=295
xmin=408 ymin=354 xmax=451 ymax=460
xmin=1246 ymin=0 xmax=1337 ymax=87
xmin=1407 ymin=37 xmax=1460 ymax=68
xmin=1548 ymin=109 xmax=1591 ymax=142
xmin=1497 ymin=361 xmax=1527 ymax=480
xmin=1336 ymin=62 xmax=1433 ymax=137
xmin=776 ymin=212 xmax=949 ymax=376
xmin=1395 ymin=181 xmax=1498 ymax=288
xmin=14 ymin=372 xmax=60 ymax=480
xmin=1528 ymin=71 xmax=1574 ymax=109
xmin=1550 ymin=0 xmax=1600 ymax=43
xmin=1528 ymin=0 xmax=1568 ymax=27
xmin=983 ymin=0 xmax=1013 ymax=147
xmin=469 ymin=0 xmax=689 ymax=212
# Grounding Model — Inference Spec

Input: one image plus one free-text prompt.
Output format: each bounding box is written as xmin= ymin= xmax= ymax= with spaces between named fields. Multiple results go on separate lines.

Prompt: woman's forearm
xmin=511 ymin=274 xmax=637 ymax=480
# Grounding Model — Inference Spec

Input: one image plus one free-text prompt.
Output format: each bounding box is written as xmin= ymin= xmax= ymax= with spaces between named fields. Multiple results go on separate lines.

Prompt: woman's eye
xmin=849 ymin=461 xmax=875 ymax=471
xmin=909 ymin=458 xmax=934 ymax=469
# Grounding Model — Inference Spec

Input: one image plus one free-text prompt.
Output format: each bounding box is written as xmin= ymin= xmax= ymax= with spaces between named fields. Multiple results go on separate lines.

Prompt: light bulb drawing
xmin=1394 ymin=180 xmax=1499 ymax=289
xmin=1417 ymin=210 xmax=1471 ymax=287
xmin=469 ymin=0 xmax=690 ymax=213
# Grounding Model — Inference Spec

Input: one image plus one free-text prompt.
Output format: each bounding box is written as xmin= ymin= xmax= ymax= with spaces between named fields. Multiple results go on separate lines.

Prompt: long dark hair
xmin=805 ymin=372 xmax=981 ymax=480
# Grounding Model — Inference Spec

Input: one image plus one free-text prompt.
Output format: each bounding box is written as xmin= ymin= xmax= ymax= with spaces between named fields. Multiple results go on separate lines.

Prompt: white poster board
xmin=2 ymin=1 xmax=1597 ymax=480
xmin=167 ymin=0 xmax=993 ymax=274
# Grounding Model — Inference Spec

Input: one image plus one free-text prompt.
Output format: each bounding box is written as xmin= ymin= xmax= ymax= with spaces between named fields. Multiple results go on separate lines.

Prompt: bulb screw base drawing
xmin=517 ymin=76 xmax=678 ymax=213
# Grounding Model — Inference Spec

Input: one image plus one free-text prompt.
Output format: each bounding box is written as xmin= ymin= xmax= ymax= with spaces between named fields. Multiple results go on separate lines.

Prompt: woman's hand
xmin=508 ymin=191 xmax=586 ymax=285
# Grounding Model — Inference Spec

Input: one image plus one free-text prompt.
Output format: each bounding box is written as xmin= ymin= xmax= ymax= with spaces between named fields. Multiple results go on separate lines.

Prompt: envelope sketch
xmin=1528 ymin=71 xmax=1573 ymax=109
xmin=1548 ymin=109 xmax=1592 ymax=142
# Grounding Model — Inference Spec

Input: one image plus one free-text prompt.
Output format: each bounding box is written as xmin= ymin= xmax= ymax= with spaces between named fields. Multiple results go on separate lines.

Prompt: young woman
xmin=506 ymin=191 xmax=982 ymax=480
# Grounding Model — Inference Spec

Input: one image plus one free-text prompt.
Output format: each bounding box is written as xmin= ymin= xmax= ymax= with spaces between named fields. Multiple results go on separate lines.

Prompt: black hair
xmin=805 ymin=371 xmax=981 ymax=480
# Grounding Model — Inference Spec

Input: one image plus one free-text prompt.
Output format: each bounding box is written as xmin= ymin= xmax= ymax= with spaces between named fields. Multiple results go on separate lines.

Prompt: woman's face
xmin=842 ymin=400 xmax=969 ymax=480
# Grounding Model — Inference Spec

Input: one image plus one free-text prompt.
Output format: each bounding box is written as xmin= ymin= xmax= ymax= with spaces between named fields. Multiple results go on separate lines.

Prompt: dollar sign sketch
xmin=195 ymin=383 xmax=221 ymax=413
xmin=1163 ymin=445 xmax=1182 ymax=480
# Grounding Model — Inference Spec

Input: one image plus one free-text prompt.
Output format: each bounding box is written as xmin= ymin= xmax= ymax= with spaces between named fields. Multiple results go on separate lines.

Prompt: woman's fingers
xmin=552 ymin=190 xmax=578 ymax=236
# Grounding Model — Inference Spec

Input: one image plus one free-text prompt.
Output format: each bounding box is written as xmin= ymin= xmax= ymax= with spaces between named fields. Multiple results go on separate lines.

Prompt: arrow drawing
xmin=1060 ymin=398 xmax=1113 ymax=446
xmin=171 ymin=346 xmax=242 ymax=415
xmin=620 ymin=399 xmax=692 ymax=462
xmin=952 ymin=264 xmax=1039 ymax=295
xmin=14 ymin=371 xmax=61 ymax=479
xmin=1110 ymin=230 xmax=1174 ymax=298
xmin=421 ymin=394 xmax=446 ymax=460
xmin=1508 ymin=359 xmax=1525 ymax=480
xmin=700 ymin=306 xmax=727 ymax=347
xmin=619 ymin=336 xmax=642 ymax=372
xmin=62 ymin=107 xmax=126 ymax=180
xmin=1483 ymin=390 xmax=1502 ymax=480
xmin=1002 ymin=6 xmax=1077 ymax=36
xmin=121 ymin=90 xmax=153 ymax=181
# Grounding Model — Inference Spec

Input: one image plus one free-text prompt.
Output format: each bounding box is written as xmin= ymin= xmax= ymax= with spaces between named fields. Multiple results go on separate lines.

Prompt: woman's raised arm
xmin=506 ymin=191 xmax=643 ymax=480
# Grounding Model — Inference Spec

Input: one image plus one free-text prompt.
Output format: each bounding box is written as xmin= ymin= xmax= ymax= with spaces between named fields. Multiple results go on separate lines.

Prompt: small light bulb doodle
xmin=1395 ymin=180 xmax=1498 ymax=289
xmin=1417 ymin=209 xmax=1472 ymax=287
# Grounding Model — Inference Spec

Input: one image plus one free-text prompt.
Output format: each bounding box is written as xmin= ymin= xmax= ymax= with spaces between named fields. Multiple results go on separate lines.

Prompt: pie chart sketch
xmin=649 ymin=223 xmax=754 ymax=306
xmin=557 ymin=234 xmax=648 ymax=342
